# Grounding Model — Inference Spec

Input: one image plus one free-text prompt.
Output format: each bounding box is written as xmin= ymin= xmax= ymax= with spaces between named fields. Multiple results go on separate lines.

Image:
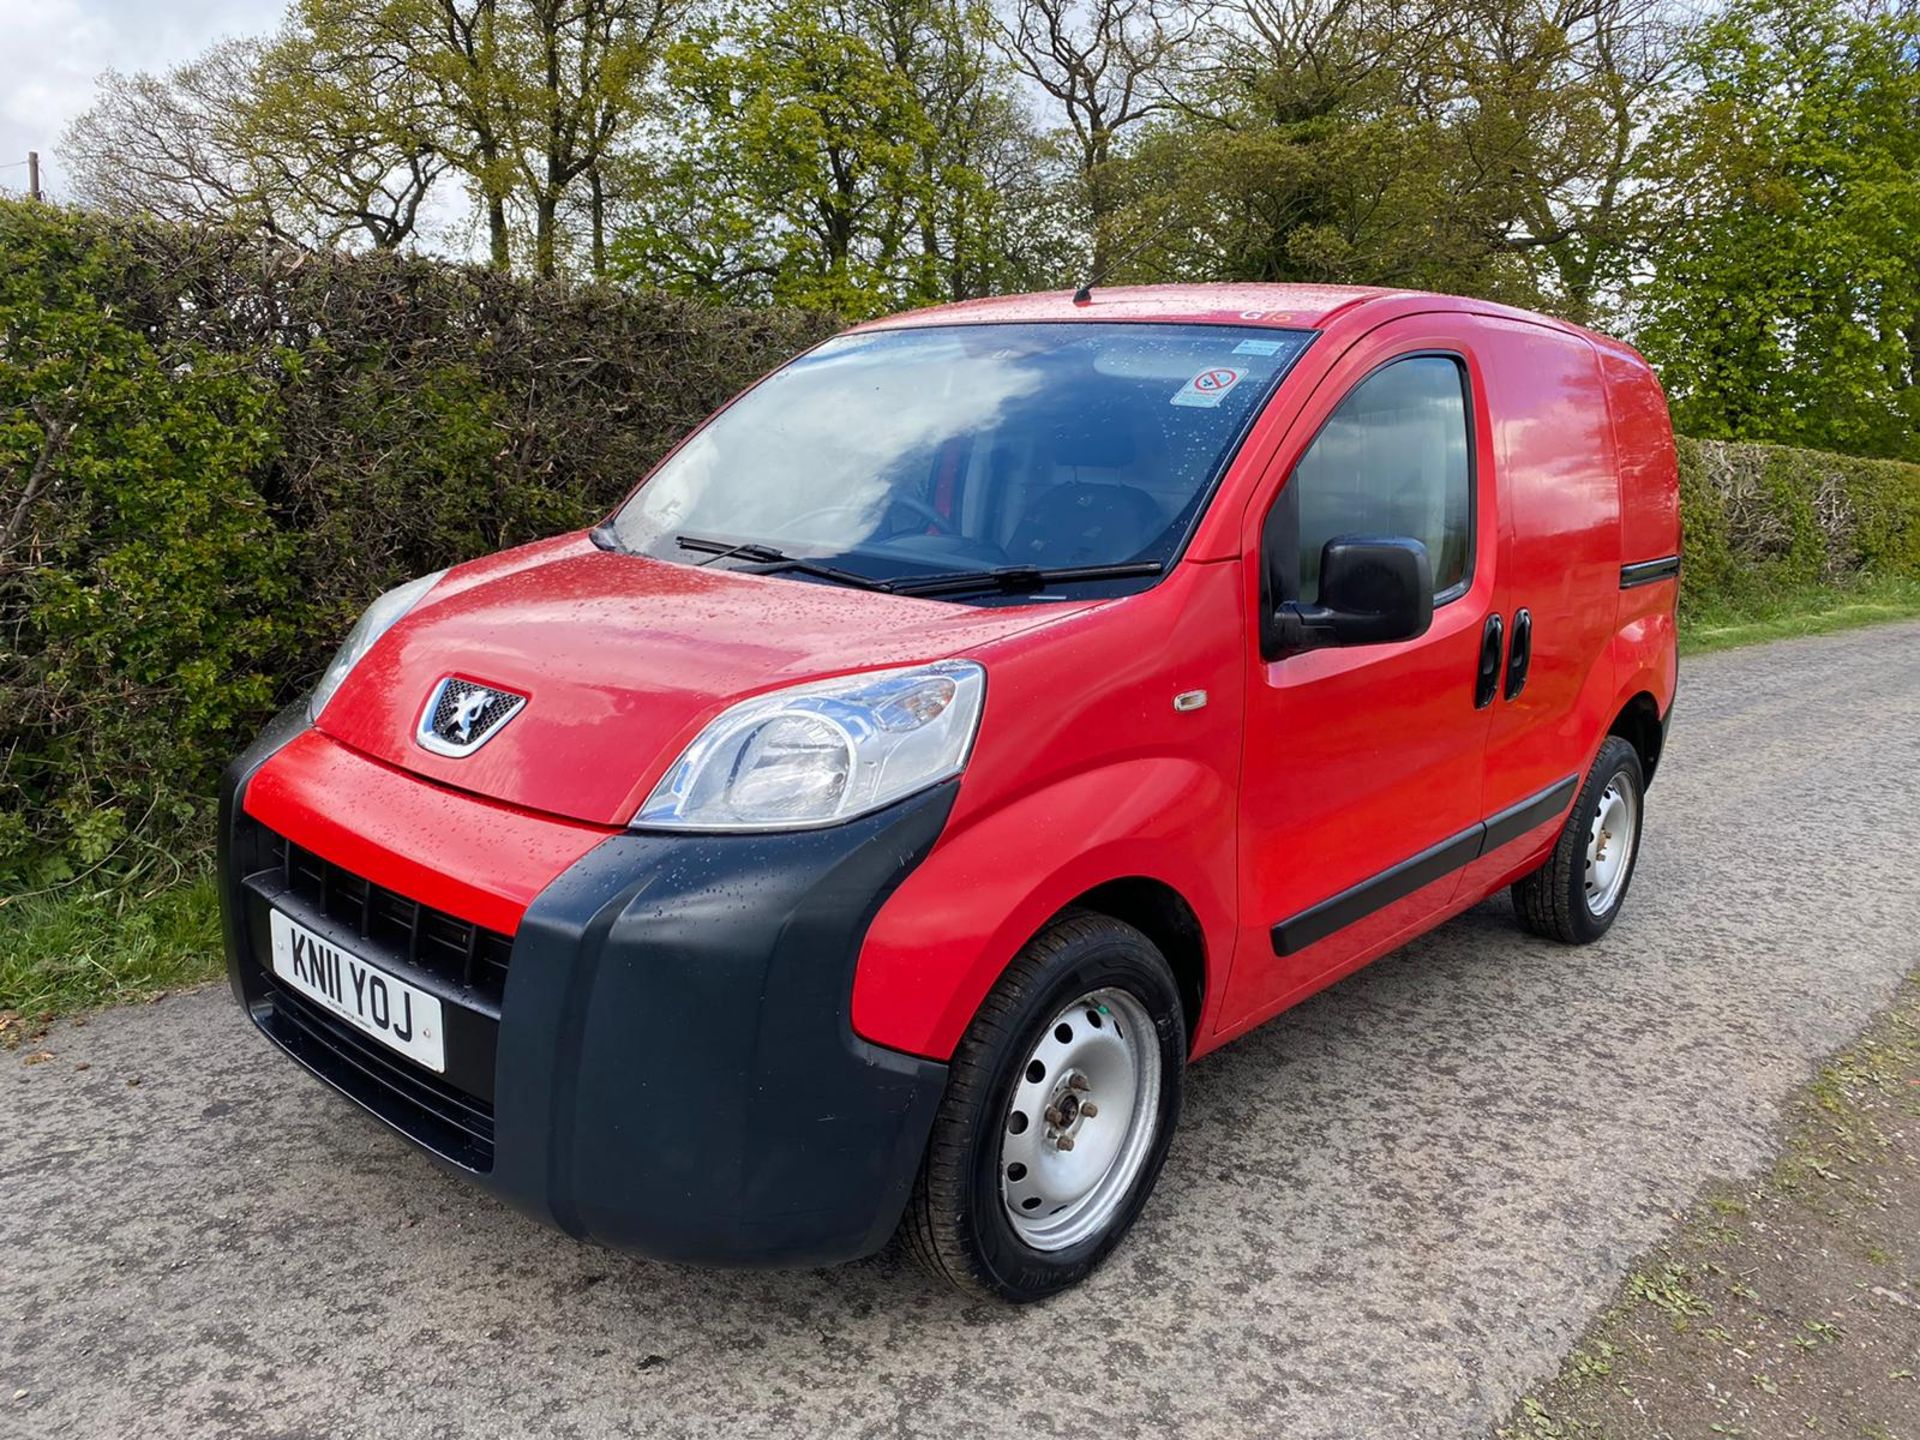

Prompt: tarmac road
xmin=5 ymin=621 xmax=1919 ymax=1440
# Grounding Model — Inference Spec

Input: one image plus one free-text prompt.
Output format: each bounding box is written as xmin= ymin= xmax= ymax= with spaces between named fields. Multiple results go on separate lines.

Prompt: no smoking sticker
xmin=1172 ymin=366 xmax=1244 ymax=408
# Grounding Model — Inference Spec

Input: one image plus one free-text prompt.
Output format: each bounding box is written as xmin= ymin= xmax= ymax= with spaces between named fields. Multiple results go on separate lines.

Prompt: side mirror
xmin=1267 ymin=536 xmax=1434 ymax=657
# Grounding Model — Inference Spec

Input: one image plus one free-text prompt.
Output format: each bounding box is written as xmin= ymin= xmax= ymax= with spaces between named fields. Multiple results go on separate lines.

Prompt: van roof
xmin=851 ymin=283 xmax=1623 ymax=353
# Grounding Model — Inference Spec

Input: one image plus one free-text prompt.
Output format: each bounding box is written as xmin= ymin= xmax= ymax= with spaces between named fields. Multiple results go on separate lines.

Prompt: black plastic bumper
xmin=219 ymin=718 xmax=953 ymax=1267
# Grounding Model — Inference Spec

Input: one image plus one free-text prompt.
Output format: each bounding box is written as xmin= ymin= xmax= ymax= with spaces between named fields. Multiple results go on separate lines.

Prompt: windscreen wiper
xmin=887 ymin=561 xmax=1164 ymax=599
xmin=674 ymin=532 xmax=894 ymax=592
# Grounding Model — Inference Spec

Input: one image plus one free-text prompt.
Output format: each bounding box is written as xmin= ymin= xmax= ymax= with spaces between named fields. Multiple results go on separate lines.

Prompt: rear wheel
xmin=1512 ymin=735 xmax=1646 ymax=944
xmin=903 ymin=911 xmax=1186 ymax=1301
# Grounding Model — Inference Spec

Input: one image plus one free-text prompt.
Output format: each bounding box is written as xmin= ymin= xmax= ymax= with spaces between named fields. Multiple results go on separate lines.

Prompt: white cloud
xmin=0 ymin=0 xmax=286 ymax=199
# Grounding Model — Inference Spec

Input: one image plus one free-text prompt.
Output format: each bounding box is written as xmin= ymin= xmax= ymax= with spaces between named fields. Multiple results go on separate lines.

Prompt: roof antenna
xmin=1068 ymin=204 xmax=1175 ymax=306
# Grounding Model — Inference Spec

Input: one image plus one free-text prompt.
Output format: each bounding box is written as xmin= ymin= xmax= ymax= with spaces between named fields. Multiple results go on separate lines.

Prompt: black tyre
xmin=1512 ymin=735 xmax=1646 ymax=944
xmin=902 ymin=911 xmax=1186 ymax=1302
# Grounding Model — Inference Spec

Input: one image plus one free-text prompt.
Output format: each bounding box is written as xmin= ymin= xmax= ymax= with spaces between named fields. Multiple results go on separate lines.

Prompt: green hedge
xmin=0 ymin=201 xmax=835 ymax=888
xmin=1677 ymin=436 xmax=1920 ymax=621
xmin=6 ymin=196 xmax=1920 ymax=890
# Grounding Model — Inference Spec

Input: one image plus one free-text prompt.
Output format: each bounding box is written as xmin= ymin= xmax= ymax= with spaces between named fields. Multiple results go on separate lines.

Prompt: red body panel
xmin=1599 ymin=342 xmax=1685 ymax=569
xmin=850 ymin=560 xmax=1247 ymax=1057
xmin=255 ymin=282 xmax=1681 ymax=1069
xmin=1476 ymin=320 xmax=1623 ymax=815
xmin=851 ymin=283 xmax=1394 ymax=335
xmin=1603 ymin=341 xmax=1684 ymax=724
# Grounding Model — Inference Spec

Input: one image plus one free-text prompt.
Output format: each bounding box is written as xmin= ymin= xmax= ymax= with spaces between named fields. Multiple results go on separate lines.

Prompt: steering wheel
xmin=786 ymin=497 xmax=958 ymax=539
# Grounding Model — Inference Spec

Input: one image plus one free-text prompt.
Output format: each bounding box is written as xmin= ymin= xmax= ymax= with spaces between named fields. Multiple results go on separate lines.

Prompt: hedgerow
xmin=0 ymin=200 xmax=834 ymax=887
xmin=1675 ymin=436 xmax=1920 ymax=621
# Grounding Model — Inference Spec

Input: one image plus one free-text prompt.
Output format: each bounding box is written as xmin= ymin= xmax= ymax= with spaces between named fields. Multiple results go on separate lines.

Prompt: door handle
xmin=1503 ymin=608 xmax=1532 ymax=701
xmin=1475 ymin=613 xmax=1504 ymax=709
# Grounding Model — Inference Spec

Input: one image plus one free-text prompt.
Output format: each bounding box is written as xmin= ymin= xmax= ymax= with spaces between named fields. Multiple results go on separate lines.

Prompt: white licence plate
xmin=269 ymin=909 xmax=447 ymax=1073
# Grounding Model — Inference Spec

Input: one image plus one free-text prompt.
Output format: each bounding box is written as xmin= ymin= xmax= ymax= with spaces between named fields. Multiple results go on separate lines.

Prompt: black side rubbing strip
xmin=1480 ymin=774 xmax=1578 ymax=853
xmin=1271 ymin=828 xmax=1482 ymax=956
xmin=1270 ymin=772 xmax=1579 ymax=956
xmin=1620 ymin=555 xmax=1681 ymax=588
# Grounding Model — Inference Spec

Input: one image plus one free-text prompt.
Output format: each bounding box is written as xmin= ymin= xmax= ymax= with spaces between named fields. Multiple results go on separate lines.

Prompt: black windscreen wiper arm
xmin=673 ymin=532 xmax=894 ymax=592
xmin=888 ymin=561 xmax=1164 ymax=598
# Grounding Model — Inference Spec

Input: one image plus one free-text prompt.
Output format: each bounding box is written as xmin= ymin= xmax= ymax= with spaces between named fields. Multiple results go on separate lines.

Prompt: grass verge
xmin=1680 ymin=575 xmax=1920 ymax=655
xmin=0 ymin=875 xmax=222 ymax=1041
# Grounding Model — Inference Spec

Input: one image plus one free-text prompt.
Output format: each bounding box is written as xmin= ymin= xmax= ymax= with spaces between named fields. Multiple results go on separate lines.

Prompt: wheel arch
xmin=1607 ymin=689 xmax=1666 ymax=787
xmin=1055 ymin=877 xmax=1207 ymax=1050
xmin=851 ymin=756 xmax=1239 ymax=1062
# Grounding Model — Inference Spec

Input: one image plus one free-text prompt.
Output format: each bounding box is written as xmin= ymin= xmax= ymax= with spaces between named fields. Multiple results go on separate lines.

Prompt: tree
xmin=250 ymin=23 xmax=448 ymax=250
xmin=1444 ymin=0 xmax=1688 ymax=320
xmin=994 ymin=0 xmax=1203 ymax=275
xmin=1635 ymin=0 xmax=1920 ymax=459
xmin=867 ymin=0 xmax=1059 ymax=297
xmin=612 ymin=0 xmax=1026 ymax=312
xmin=66 ymin=0 xmax=685 ymax=276
xmin=1072 ymin=0 xmax=1691 ymax=317
xmin=62 ymin=45 xmax=282 ymax=239
xmin=498 ymin=0 xmax=685 ymax=275
xmin=1090 ymin=0 xmax=1533 ymax=297
xmin=297 ymin=0 xmax=682 ymax=276
xmin=61 ymin=36 xmax=443 ymax=252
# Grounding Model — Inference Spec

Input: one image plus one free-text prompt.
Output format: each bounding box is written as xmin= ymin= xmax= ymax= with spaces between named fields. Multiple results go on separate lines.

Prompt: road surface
xmin=6 ymin=621 xmax=1919 ymax=1440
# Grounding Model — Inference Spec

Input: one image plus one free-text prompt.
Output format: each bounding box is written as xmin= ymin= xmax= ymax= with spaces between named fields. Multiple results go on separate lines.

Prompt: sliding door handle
xmin=1475 ymin=612 xmax=1504 ymax=710
xmin=1503 ymin=608 xmax=1532 ymax=701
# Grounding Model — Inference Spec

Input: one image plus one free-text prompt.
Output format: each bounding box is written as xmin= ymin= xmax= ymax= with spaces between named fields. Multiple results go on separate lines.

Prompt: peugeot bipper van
xmin=220 ymin=284 xmax=1680 ymax=1301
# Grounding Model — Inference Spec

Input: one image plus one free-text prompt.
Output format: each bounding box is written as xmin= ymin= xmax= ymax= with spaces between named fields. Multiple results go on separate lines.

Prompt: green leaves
xmin=1676 ymin=436 xmax=1920 ymax=624
xmin=0 ymin=200 xmax=835 ymax=888
xmin=1 ymin=207 xmax=289 ymax=890
xmin=1636 ymin=0 xmax=1920 ymax=462
xmin=610 ymin=0 xmax=1006 ymax=315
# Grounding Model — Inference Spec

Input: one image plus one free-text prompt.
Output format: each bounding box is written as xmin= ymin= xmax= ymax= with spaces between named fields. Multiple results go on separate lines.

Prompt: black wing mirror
xmin=1267 ymin=536 xmax=1434 ymax=657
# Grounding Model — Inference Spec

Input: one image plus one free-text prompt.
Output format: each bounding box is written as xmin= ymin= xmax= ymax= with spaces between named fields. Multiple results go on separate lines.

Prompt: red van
xmin=219 ymin=284 xmax=1679 ymax=1301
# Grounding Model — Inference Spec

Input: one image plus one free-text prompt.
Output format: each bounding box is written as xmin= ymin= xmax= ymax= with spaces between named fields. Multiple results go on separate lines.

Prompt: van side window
xmin=1280 ymin=355 xmax=1471 ymax=605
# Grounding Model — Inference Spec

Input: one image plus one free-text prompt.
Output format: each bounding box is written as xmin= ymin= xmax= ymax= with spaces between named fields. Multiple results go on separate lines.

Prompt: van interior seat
xmin=1005 ymin=406 xmax=1171 ymax=564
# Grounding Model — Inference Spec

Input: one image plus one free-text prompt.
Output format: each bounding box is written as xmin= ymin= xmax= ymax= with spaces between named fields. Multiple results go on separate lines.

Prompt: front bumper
xmin=219 ymin=717 xmax=953 ymax=1267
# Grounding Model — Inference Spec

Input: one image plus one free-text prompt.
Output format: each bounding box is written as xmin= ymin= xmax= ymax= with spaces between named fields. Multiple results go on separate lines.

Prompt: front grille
xmin=232 ymin=816 xmax=506 ymax=1172
xmin=267 ymin=830 xmax=513 ymax=1008
xmin=260 ymin=975 xmax=495 ymax=1171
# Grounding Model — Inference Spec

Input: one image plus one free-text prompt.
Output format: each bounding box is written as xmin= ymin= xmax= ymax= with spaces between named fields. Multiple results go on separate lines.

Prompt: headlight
xmin=636 ymin=660 xmax=986 ymax=831
xmin=308 ymin=570 xmax=448 ymax=722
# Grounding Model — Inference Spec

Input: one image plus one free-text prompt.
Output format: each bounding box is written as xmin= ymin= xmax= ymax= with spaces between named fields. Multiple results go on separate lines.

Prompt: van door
xmin=1449 ymin=320 xmax=1622 ymax=903
xmin=1220 ymin=320 xmax=1502 ymax=1036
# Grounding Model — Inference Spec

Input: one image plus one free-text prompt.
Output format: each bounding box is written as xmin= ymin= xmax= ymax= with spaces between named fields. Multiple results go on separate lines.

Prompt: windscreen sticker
xmin=1172 ymin=366 xmax=1245 ymax=408
xmin=1233 ymin=338 xmax=1284 ymax=356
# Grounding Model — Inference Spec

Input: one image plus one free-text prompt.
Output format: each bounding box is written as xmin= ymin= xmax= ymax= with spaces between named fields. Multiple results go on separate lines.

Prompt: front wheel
xmin=902 ymin=911 xmax=1186 ymax=1301
xmin=1512 ymin=735 xmax=1646 ymax=944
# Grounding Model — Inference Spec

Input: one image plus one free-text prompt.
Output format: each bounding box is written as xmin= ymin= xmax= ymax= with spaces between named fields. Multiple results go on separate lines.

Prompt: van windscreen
xmin=609 ymin=322 xmax=1315 ymax=596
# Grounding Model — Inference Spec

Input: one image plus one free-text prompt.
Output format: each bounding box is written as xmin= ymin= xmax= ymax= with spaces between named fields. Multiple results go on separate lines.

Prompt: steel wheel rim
xmin=1584 ymin=774 xmax=1638 ymax=917
xmin=998 ymin=987 xmax=1162 ymax=1253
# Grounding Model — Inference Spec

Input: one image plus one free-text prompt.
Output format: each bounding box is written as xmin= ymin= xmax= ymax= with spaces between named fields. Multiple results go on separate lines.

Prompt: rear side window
xmin=1283 ymin=355 xmax=1472 ymax=604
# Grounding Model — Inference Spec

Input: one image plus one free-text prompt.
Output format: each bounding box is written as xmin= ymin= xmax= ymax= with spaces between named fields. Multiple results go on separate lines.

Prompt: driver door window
xmin=1279 ymin=355 xmax=1472 ymax=604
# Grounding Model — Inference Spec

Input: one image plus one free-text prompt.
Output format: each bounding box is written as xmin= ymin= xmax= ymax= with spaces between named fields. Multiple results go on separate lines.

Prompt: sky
xmin=0 ymin=0 xmax=286 ymax=200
